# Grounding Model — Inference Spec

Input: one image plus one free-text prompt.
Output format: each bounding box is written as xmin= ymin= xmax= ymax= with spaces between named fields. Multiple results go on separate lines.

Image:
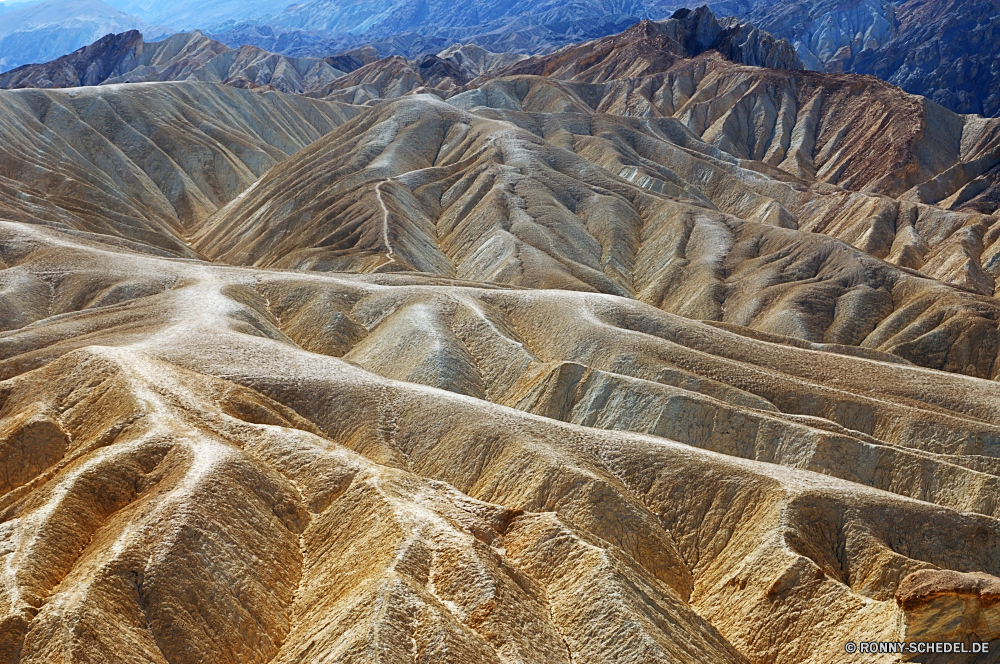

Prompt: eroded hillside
xmin=0 ymin=15 xmax=998 ymax=664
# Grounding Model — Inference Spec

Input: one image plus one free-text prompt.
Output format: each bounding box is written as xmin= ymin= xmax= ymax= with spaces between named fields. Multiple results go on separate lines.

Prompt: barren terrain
xmin=0 ymin=13 xmax=999 ymax=664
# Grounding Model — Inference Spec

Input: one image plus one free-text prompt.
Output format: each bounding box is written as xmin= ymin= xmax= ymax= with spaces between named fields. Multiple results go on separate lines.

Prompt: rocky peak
xmin=669 ymin=5 xmax=725 ymax=53
xmin=414 ymin=54 xmax=470 ymax=87
xmin=0 ymin=28 xmax=144 ymax=88
xmin=493 ymin=6 xmax=802 ymax=82
xmin=669 ymin=6 xmax=804 ymax=69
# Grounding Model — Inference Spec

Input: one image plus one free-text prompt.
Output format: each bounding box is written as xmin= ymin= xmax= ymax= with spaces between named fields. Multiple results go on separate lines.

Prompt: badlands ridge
xmin=0 ymin=8 xmax=999 ymax=664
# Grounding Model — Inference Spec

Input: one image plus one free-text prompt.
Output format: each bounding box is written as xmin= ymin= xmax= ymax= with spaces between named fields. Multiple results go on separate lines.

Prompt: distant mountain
xmin=489 ymin=7 xmax=803 ymax=80
xmin=206 ymin=0 xmax=692 ymax=60
xmin=211 ymin=13 xmax=683 ymax=62
xmin=706 ymin=0 xmax=894 ymax=72
xmin=0 ymin=29 xmax=349 ymax=93
xmin=101 ymin=0 xmax=676 ymax=41
xmin=9 ymin=6 xmax=797 ymax=105
xmin=701 ymin=0 xmax=1000 ymax=117
xmin=311 ymin=7 xmax=800 ymax=104
xmin=0 ymin=27 xmax=529 ymax=98
xmin=207 ymin=24 xmax=334 ymax=56
xmin=101 ymin=0 xmax=289 ymax=31
xmin=852 ymin=0 xmax=1000 ymax=116
xmin=0 ymin=0 xmax=170 ymax=71
xmin=268 ymin=0 xmax=677 ymax=36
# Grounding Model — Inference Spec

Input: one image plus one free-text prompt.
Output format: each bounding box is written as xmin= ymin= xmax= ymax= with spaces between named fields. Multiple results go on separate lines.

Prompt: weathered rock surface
xmin=193 ymin=91 xmax=1000 ymax=377
xmin=0 ymin=82 xmax=354 ymax=254
xmin=437 ymin=44 xmax=528 ymax=80
xmin=0 ymin=13 xmax=998 ymax=664
xmin=483 ymin=8 xmax=804 ymax=79
xmin=314 ymin=44 xmax=531 ymax=103
xmin=0 ymin=215 xmax=999 ymax=662
xmin=314 ymin=55 xmax=471 ymax=104
xmin=710 ymin=0 xmax=897 ymax=72
xmin=852 ymin=0 xmax=1000 ymax=117
xmin=895 ymin=570 xmax=1000 ymax=649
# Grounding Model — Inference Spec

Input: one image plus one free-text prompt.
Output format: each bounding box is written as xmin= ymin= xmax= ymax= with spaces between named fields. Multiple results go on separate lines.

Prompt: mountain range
xmin=102 ymin=0 xmax=288 ymax=31
xmin=709 ymin=0 xmax=1000 ymax=117
xmin=4 ymin=0 xmax=1000 ymax=118
xmin=0 ymin=3 xmax=1000 ymax=664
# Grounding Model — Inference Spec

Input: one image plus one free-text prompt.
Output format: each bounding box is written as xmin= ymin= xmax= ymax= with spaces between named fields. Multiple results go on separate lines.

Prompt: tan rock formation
xmin=193 ymin=95 xmax=1000 ymax=378
xmin=895 ymin=570 xmax=1000 ymax=648
xmin=0 ymin=82 xmax=355 ymax=255
xmin=0 ymin=213 xmax=995 ymax=661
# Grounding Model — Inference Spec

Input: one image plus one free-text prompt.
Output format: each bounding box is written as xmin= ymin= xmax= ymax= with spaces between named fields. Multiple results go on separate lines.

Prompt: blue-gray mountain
xmin=706 ymin=0 xmax=1000 ymax=117
xmin=102 ymin=0 xmax=288 ymax=31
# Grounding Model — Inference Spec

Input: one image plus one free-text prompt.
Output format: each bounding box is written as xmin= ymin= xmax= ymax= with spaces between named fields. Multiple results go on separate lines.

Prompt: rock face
xmin=852 ymin=0 xmax=1000 ymax=116
xmin=895 ymin=570 xmax=1000 ymax=649
xmin=494 ymin=9 xmax=804 ymax=78
xmin=710 ymin=0 xmax=897 ymax=72
xmin=713 ymin=0 xmax=1000 ymax=118
xmin=299 ymin=8 xmax=802 ymax=103
xmin=1 ymin=15 xmax=1000 ymax=664
xmin=0 ymin=29 xmax=148 ymax=87
xmin=194 ymin=92 xmax=1000 ymax=379
xmin=0 ymin=82 xmax=355 ymax=254
xmin=3 ymin=197 xmax=1000 ymax=664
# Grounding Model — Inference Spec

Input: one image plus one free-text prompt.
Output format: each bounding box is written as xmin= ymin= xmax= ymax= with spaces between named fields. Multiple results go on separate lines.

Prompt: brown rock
xmin=895 ymin=569 xmax=1000 ymax=646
